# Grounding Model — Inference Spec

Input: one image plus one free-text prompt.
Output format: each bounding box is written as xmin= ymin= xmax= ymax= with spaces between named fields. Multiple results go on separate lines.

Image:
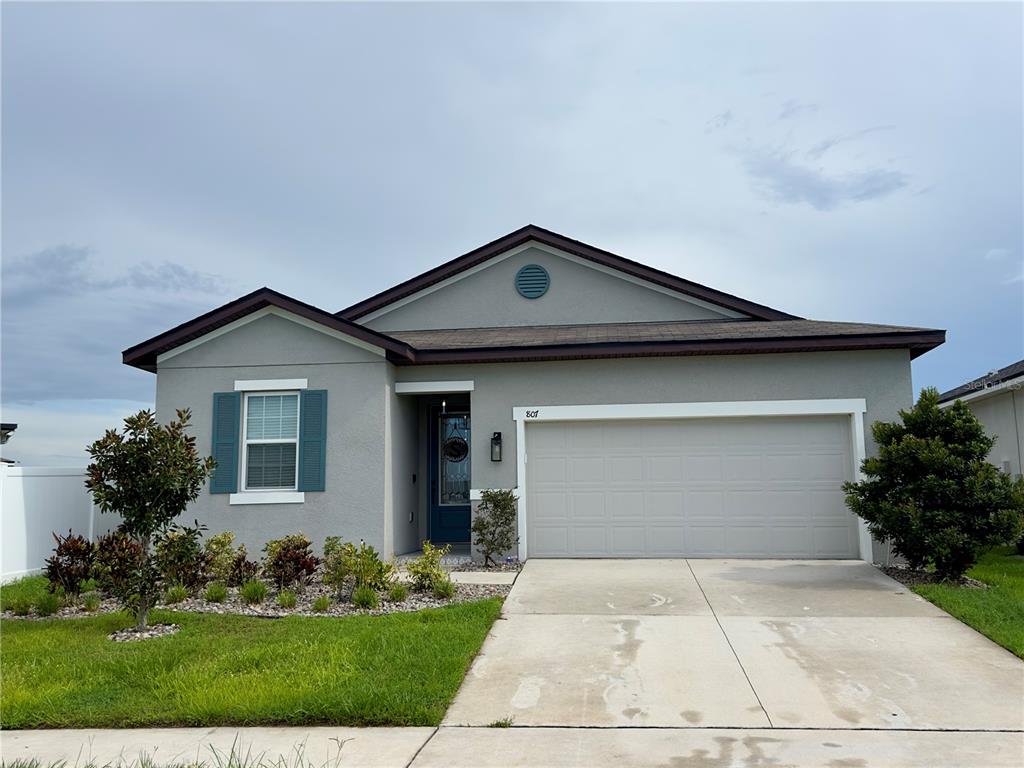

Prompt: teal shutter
xmin=298 ymin=389 xmax=327 ymax=492
xmin=210 ymin=392 xmax=240 ymax=494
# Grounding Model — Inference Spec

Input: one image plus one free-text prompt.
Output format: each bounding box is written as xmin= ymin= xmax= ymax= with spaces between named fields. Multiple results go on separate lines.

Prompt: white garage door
xmin=526 ymin=416 xmax=858 ymax=558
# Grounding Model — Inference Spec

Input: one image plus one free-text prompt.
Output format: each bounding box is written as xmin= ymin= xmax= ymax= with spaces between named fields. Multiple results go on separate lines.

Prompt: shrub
xmin=240 ymin=579 xmax=267 ymax=605
xmin=263 ymin=533 xmax=320 ymax=588
xmin=44 ymin=529 xmax=95 ymax=596
xmin=277 ymin=590 xmax=297 ymax=609
xmin=204 ymin=582 xmax=228 ymax=603
xmin=82 ymin=591 xmax=101 ymax=612
xmin=91 ymin=531 xmax=144 ymax=596
xmin=312 ymin=594 xmax=330 ymax=613
xmin=323 ymin=538 xmax=395 ymax=594
xmin=204 ymin=531 xmax=237 ymax=583
xmin=407 ymin=541 xmax=450 ymax=591
xmin=34 ymin=591 xmax=61 ymax=617
xmin=432 ymin=575 xmax=456 ymax=599
xmin=80 ymin=577 xmax=98 ymax=593
xmin=471 ymin=489 xmax=519 ymax=567
xmin=351 ymin=585 xmax=379 ymax=609
xmin=229 ymin=546 xmax=260 ymax=587
xmin=9 ymin=596 xmax=33 ymax=616
xmin=86 ymin=408 xmax=215 ymax=630
xmin=844 ymin=388 xmax=1024 ymax=579
xmin=387 ymin=582 xmax=409 ymax=602
xmin=164 ymin=583 xmax=188 ymax=604
xmin=154 ymin=521 xmax=208 ymax=590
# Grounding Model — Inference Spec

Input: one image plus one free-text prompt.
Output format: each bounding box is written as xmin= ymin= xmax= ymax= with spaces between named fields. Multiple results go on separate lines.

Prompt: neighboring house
xmin=123 ymin=225 xmax=945 ymax=562
xmin=938 ymin=359 xmax=1024 ymax=478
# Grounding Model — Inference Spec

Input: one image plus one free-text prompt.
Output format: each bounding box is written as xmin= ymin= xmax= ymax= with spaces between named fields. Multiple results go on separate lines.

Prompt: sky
xmin=2 ymin=1 xmax=1022 ymax=465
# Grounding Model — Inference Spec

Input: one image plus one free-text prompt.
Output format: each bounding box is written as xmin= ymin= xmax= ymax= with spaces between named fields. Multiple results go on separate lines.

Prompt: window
xmin=242 ymin=392 xmax=299 ymax=491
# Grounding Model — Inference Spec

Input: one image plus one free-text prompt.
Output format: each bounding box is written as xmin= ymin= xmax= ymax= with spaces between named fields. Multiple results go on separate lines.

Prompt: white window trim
xmin=395 ymin=380 xmax=474 ymax=394
xmin=229 ymin=491 xmax=305 ymax=505
xmin=235 ymin=378 xmax=307 ymax=392
xmin=511 ymin=399 xmax=871 ymax=563
xmin=240 ymin=390 xmax=300 ymax=494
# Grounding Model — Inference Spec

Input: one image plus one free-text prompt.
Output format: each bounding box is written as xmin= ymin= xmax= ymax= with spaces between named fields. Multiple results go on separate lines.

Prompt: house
xmin=938 ymin=359 xmax=1023 ymax=477
xmin=123 ymin=225 xmax=945 ymax=562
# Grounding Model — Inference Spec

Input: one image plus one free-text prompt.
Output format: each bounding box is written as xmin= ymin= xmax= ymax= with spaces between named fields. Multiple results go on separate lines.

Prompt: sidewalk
xmin=3 ymin=726 xmax=1022 ymax=767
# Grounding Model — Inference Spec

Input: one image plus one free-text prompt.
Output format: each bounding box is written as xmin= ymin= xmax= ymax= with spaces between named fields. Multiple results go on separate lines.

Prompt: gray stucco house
xmin=939 ymin=359 xmax=1023 ymax=478
xmin=124 ymin=225 xmax=945 ymax=562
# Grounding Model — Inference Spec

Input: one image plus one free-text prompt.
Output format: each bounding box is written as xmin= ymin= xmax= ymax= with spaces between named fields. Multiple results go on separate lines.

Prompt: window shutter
xmin=210 ymin=392 xmax=240 ymax=494
xmin=298 ymin=389 xmax=327 ymax=492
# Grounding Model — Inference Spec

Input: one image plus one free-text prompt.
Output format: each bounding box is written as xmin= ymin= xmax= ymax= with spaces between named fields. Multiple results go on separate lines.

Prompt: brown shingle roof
xmin=938 ymin=358 xmax=1024 ymax=403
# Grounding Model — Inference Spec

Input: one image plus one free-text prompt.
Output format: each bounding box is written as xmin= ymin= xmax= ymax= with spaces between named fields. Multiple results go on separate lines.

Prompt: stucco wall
xmin=155 ymin=313 xmax=391 ymax=556
xmin=963 ymin=389 xmax=1024 ymax=477
xmin=387 ymin=371 xmax=422 ymax=555
xmin=362 ymin=246 xmax=740 ymax=332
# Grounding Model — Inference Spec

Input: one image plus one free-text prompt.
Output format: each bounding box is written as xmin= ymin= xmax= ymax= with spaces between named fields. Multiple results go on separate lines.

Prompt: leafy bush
xmin=387 ymin=582 xmax=409 ymax=602
xmin=277 ymin=590 xmax=297 ymax=609
xmin=82 ymin=592 xmax=101 ymax=612
xmin=204 ymin=582 xmax=228 ymax=603
xmin=432 ymin=575 xmax=456 ymax=599
xmin=204 ymin=531 xmax=237 ymax=584
xmin=80 ymin=577 xmax=98 ymax=593
xmin=323 ymin=538 xmax=395 ymax=594
xmin=154 ymin=521 xmax=208 ymax=590
xmin=9 ymin=596 xmax=33 ymax=616
xmin=407 ymin=541 xmax=450 ymax=591
xmin=164 ymin=583 xmax=188 ymax=604
xmin=34 ymin=591 xmax=61 ymax=617
xmin=91 ymin=531 xmax=144 ymax=596
xmin=86 ymin=408 xmax=216 ymax=630
xmin=263 ymin=533 xmax=320 ymax=588
xmin=229 ymin=546 xmax=260 ymax=587
xmin=352 ymin=585 xmax=379 ymax=609
xmin=471 ymin=489 xmax=519 ymax=567
xmin=240 ymin=579 xmax=267 ymax=605
xmin=844 ymin=388 xmax=1024 ymax=579
xmin=44 ymin=529 xmax=95 ymax=596
xmin=312 ymin=594 xmax=330 ymax=612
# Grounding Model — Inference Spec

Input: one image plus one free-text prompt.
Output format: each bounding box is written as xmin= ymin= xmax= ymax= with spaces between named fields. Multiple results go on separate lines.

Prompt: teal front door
xmin=429 ymin=410 xmax=471 ymax=543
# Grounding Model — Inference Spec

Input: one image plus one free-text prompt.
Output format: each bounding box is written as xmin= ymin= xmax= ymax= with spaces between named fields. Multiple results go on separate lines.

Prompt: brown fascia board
xmin=337 ymin=225 xmax=802 ymax=322
xmin=122 ymin=287 xmax=415 ymax=372
xmin=398 ymin=329 xmax=946 ymax=365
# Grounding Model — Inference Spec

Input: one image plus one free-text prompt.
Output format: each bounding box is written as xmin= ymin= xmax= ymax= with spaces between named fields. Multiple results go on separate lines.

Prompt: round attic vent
xmin=515 ymin=264 xmax=550 ymax=299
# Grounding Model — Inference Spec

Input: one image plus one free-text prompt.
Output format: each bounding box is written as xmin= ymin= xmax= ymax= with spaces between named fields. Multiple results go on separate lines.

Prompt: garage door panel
xmin=526 ymin=416 xmax=858 ymax=558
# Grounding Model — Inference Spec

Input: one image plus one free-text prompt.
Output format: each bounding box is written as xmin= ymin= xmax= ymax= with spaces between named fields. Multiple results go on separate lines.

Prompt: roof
xmin=123 ymin=288 xmax=415 ymax=372
xmin=337 ymin=224 xmax=801 ymax=322
xmin=389 ymin=319 xmax=944 ymax=364
xmin=938 ymin=358 xmax=1024 ymax=403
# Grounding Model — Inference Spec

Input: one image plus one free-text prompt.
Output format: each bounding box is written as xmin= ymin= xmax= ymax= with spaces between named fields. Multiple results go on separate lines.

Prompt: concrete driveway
xmin=445 ymin=559 xmax=1024 ymax=732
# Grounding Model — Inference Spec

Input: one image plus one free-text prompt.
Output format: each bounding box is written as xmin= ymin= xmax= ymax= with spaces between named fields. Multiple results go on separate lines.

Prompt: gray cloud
xmin=741 ymin=149 xmax=909 ymax=210
xmin=806 ymin=125 xmax=897 ymax=160
xmin=779 ymin=99 xmax=819 ymax=120
xmin=705 ymin=110 xmax=734 ymax=133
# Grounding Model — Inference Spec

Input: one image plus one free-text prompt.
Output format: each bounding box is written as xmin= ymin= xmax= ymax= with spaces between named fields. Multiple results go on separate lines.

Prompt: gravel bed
xmin=881 ymin=565 xmax=988 ymax=589
xmin=109 ymin=623 xmax=180 ymax=642
xmin=2 ymin=582 xmax=510 ymax=622
xmin=450 ymin=560 xmax=522 ymax=573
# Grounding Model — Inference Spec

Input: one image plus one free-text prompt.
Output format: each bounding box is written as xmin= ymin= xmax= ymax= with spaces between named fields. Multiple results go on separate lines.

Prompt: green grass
xmin=0 ymin=598 xmax=502 ymax=729
xmin=0 ymin=575 xmax=49 ymax=611
xmin=913 ymin=547 xmax=1024 ymax=659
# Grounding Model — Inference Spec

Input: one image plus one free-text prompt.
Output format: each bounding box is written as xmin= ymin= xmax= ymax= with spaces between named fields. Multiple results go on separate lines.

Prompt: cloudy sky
xmin=2 ymin=2 xmax=1021 ymax=464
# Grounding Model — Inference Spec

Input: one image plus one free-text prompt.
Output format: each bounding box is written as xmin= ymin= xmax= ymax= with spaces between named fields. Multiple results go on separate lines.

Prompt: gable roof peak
xmin=337 ymin=226 xmax=801 ymax=323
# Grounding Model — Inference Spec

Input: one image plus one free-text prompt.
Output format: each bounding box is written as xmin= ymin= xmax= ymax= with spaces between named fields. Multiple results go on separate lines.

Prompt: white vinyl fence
xmin=0 ymin=465 xmax=119 ymax=582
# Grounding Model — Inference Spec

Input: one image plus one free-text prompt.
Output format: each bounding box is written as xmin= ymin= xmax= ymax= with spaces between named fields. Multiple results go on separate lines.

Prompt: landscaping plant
xmin=85 ymin=409 xmax=216 ymax=630
xmin=154 ymin=521 xmax=208 ymax=590
xmin=204 ymin=582 xmax=228 ymax=603
xmin=204 ymin=531 xmax=238 ymax=583
xmin=844 ymin=388 xmax=1024 ymax=580
xmin=432 ymin=575 xmax=456 ymax=600
xmin=91 ymin=531 xmax=144 ymax=596
xmin=277 ymin=590 xmax=297 ymax=609
xmin=351 ymin=585 xmax=379 ymax=610
xmin=228 ymin=546 xmax=260 ymax=586
xmin=33 ymin=592 xmax=61 ymax=617
xmin=240 ymin=579 xmax=268 ymax=605
xmin=9 ymin=596 xmax=33 ymax=616
xmin=323 ymin=537 xmax=395 ymax=595
xmin=263 ymin=533 xmax=320 ymax=588
xmin=312 ymin=595 xmax=330 ymax=612
xmin=44 ymin=530 xmax=95 ymax=596
xmin=387 ymin=582 xmax=409 ymax=602
xmin=81 ymin=592 xmax=101 ymax=612
xmin=164 ymin=583 xmax=188 ymax=604
xmin=407 ymin=541 xmax=450 ymax=591
xmin=471 ymin=489 xmax=519 ymax=567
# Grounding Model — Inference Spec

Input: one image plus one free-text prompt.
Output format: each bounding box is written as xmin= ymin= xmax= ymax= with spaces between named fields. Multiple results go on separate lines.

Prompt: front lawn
xmin=912 ymin=547 xmax=1024 ymax=659
xmin=0 ymin=599 xmax=502 ymax=729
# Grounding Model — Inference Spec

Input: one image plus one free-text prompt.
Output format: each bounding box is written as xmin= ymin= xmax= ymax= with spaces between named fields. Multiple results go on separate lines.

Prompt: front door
xmin=429 ymin=410 xmax=471 ymax=543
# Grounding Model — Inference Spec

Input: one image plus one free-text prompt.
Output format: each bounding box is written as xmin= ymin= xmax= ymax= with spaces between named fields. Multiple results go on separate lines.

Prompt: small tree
xmin=844 ymin=387 xmax=1024 ymax=580
xmin=86 ymin=409 xmax=215 ymax=629
xmin=471 ymin=489 xmax=519 ymax=567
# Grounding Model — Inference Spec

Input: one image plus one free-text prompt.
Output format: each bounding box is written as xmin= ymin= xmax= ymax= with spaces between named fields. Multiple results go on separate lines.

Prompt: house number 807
xmin=525 ymin=410 xmax=540 ymax=418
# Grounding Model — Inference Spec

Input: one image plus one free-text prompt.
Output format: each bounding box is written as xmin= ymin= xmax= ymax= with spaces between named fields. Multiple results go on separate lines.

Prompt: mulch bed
xmin=881 ymin=565 xmax=988 ymax=590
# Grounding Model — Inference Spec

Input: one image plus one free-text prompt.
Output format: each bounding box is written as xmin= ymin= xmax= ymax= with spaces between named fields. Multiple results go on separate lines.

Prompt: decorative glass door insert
xmin=439 ymin=414 xmax=470 ymax=505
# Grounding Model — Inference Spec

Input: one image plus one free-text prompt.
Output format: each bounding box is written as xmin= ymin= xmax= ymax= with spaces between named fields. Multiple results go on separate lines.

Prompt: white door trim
xmin=511 ymin=399 xmax=871 ymax=562
xmin=395 ymin=380 xmax=475 ymax=395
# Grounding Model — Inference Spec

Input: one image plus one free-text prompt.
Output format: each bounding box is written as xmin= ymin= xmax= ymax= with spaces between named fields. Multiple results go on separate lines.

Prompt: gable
xmin=156 ymin=310 xmax=386 ymax=369
xmin=360 ymin=243 xmax=748 ymax=333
